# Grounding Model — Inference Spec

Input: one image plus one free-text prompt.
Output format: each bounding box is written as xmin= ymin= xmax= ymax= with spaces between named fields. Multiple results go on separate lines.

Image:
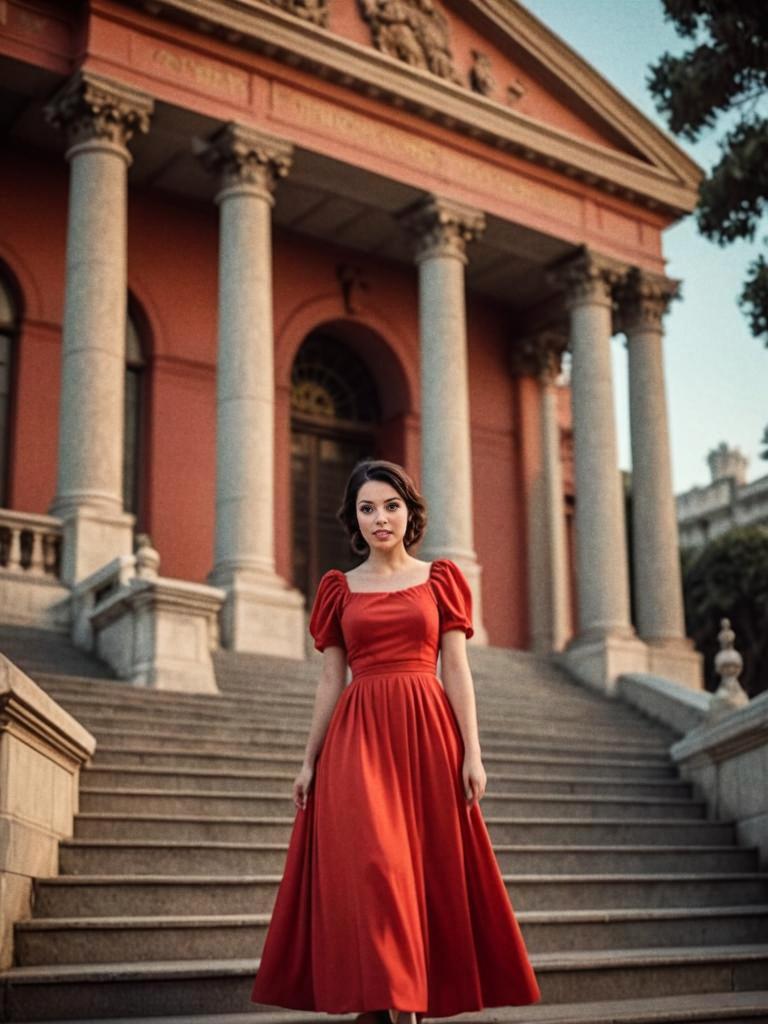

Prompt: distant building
xmin=676 ymin=443 xmax=768 ymax=550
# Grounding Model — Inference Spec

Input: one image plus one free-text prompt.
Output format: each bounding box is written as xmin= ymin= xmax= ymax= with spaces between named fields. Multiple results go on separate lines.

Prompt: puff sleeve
xmin=430 ymin=558 xmax=474 ymax=638
xmin=308 ymin=570 xmax=347 ymax=652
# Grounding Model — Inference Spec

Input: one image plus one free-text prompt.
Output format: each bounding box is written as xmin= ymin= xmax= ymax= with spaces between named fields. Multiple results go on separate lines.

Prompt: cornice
xmin=473 ymin=0 xmax=702 ymax=186
xmin=122 ymin=0 xmax=700 ymax=217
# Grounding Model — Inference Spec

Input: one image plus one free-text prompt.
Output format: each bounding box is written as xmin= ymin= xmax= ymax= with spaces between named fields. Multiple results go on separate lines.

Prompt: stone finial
xmin=396 ymin=194 xmax=485 ymax=263
xmin=195 ymin=123 xmax=293 ymax=198
xmin=547 ymin=247 xmax=623 ymax=311
xmin=135 ymin=533 xmax=160 ymax=580
xmin=45 ymin=70 xmax=154 ymax=153
xmin=709 ymin=617 xmax=749 ymax=721
xmin=707 ymin=442 xmax=749 ymax=486
xmin=616 ymin=267 xmax=680 ymax=335
xmin=509 ymin=328 xmax=569 ymax=384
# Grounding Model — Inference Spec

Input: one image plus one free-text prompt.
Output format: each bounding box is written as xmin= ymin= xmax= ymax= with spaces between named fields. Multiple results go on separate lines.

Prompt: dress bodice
xmin=308 ymin=558 xmax=474 ymax=678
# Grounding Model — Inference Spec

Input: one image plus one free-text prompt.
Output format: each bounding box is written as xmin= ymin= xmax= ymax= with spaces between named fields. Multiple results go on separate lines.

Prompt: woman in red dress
xmin=251 ymin=459 xmax=541 ymax=1023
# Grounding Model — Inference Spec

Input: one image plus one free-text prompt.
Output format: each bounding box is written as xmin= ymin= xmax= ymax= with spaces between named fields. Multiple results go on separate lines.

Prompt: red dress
xmin=251 ymin=558 xmax=541 ymax=1019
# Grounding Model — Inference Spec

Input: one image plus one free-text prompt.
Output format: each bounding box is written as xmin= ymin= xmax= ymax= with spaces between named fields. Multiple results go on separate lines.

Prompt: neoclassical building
xmin=0 ymin=0 xmax=702 ymax=690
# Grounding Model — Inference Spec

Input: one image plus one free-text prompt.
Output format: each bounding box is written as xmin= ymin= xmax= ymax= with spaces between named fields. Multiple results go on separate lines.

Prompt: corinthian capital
xmin=617 ymin=268 xmax=681 ymax=334
xmin=195 ymin=123 xmax=293 ymax=200
xmin=509 ymin=328 xmax=568 ymax=384
xmin=397 ymin=195 xmax=485 ymax=263
xmin=548 ymin=247 xmax=623 ymax=310
xmin=45 ymin=70 xmax=153 ymax=154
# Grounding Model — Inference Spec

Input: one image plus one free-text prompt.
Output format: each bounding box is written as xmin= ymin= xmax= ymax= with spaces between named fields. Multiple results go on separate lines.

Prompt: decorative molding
xmin=194 ymin=122 xmax=293 ymax=196
xmin=265 ymin=0 xmax=329 ymax=27
xmin=131 ymin=0 xmax=701 ymax=217
xmin=616 ymin=267 xmax=681 ymax=334
xmin=396 ymin=194 xmax=485 ymax=263
xmin=358 ymin=0 xmax=462 ymax=85
xmin=469 ymin=50 xmax=495 ymax=97
xmin=44 ymin=69 xmax=153 ymax=153
xmin=509 ymin=327 xmax=568 ymax=383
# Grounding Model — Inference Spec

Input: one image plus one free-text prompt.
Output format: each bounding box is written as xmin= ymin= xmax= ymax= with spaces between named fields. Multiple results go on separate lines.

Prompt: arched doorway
xmin=291 ymin=328 xmax=381 ymax=596
xmin=123 ymin=299 xmax=148 ymax=531
xmin=0 ymin=267 xmax=20 ymax=507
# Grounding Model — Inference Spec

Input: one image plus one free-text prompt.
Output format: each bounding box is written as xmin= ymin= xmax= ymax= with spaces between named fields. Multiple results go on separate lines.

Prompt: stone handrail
xmin=0 ymin=654 xmax=95 ymax=969
xmin=0 ymin=510 xmax=62 ymax=579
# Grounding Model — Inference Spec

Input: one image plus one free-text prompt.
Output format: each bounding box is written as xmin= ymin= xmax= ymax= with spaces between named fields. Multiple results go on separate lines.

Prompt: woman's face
xmin=355 ymin=479 xmax=409 ymax=552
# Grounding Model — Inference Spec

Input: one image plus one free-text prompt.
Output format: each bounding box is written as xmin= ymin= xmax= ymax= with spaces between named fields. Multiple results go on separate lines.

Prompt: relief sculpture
xmin=359 ymin=0 xmax=462 ymax=84
xmin=266 ymin=0 xmax=329 ymax=28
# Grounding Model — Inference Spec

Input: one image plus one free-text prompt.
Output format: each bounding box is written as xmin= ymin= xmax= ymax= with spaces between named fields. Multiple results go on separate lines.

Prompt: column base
xmin=208 ymin=568 xmax=307 ymax=658
xmin=645 ymin=636 xmax=704 ymax=691
xmin=51 ymin=505 xmax=135 ymax=586
xmin=557 ymin=630 xmax=649 ymax=694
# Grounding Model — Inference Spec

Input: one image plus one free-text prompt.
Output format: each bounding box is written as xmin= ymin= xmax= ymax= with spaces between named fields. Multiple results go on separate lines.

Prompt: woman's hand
xmin=463 ymin=750 xmax=486 ymax=808
xmin=293 ymin=763 xmax=315 ymax=811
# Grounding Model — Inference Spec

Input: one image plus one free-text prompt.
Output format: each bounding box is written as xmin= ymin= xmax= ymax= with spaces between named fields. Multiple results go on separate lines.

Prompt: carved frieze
xmin=359 ymin=0 xmax=462 ymax=85
xmin=264 ymin=0 xmax=330 ymax=28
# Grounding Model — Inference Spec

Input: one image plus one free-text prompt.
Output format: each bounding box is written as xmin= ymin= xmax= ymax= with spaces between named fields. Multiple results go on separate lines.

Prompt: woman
xmin=251 ymin=459 xmax=541 ymax=1023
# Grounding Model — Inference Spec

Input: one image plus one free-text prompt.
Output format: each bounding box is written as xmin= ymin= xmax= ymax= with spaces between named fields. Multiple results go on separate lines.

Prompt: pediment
xmin=333 ymin=0 xmax=700 ymax=189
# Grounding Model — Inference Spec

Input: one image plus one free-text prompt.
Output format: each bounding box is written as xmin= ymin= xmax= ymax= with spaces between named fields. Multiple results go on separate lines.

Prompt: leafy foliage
xmin=647 ymin=0 xmax=768 ymax=349
xmin=682 ymin=525 xmax=768 ymax=697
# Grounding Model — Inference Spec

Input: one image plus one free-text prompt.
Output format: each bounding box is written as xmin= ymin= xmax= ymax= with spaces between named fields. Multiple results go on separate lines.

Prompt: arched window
xmin=124 ymin=303 xmax=147 ymax=528
xmin=0 ymin=272 xmax=19 ymax=507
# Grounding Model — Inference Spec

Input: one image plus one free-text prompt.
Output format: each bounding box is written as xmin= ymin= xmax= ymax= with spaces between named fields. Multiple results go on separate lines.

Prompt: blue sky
xmin=522 ymin=0 xmax=767 ymax=492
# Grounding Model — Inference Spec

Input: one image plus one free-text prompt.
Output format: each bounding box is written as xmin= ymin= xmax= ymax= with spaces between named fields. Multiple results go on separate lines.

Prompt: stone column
xmin=197 ymin=123 xmax=305 ymax=657
xmin=45 ymin=71 xmax=153 ymax=585
xmin=397 ymin=195 xmax=487 ymax=644
xmin=511 ymin=330 xmax=571 ymax=653
xmin=551 ymin=249 xmax=647 ymax=690
xmin=619 ymin=269 xmax=702 ymax=688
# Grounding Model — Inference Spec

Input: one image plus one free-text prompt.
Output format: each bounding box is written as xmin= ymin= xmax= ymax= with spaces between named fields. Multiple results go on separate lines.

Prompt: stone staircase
xmin=1 ymin=626 xmax=768 ymax=1022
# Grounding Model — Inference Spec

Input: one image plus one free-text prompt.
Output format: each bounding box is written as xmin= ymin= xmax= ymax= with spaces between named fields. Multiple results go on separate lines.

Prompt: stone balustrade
xmin=71 ymin=537 xmax=226 ymax=693
xmin=0 ymin=654 xmax=95 ymax=969
xmin=0 ymin=510 xmax=70 ymax=632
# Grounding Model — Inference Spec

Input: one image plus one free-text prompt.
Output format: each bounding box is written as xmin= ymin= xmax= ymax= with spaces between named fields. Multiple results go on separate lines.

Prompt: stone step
xmin=32 ymin=872 xmax=768 ymax=919
xmin=58 ymin=834 xmax=746 ymax=877
xmin=17 ymin=989 xmax=768 ymax=1024
xmin=51 ymin=698 xmax=669 ymax=745
xmin=59 ymin=705 xmax=671 ymax=752
xmin=75 ymin=787 xmax=704 ymax=820
xmin=81 ymin=764 xmax=692 ymax=799
xmin=3 ymin=947 xmax=768 ymax=1019
xmin=80 ymin=725 xmax=673 ymax=761
xmin=16 ymin=905 xmax=768 ymax=966
xmin=68 ymin=812 xmax=729 ymax=847
xmin=91 ymin=745 xmax=678 ymax=778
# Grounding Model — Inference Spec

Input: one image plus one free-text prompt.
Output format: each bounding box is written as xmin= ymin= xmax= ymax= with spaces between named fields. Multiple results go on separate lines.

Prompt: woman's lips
xmin=373 ymin=531 xmax=392 ymax=538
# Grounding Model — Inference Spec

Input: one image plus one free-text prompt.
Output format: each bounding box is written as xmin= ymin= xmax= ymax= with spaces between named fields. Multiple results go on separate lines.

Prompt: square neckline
xmin=342 ymin=560 xmax=436 ymax=596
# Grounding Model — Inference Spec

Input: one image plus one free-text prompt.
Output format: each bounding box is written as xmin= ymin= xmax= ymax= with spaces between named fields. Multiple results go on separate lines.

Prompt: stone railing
xmin=71 ymin=535 xmax=225 ymax=693
xmin=0 ymin=510 xmax=62 ymax=578
xmin=618 ymin=621 xmax=768 ymax=866
xmin=0 ymin=654 xmax=95 ymax=969
xmin=0 ymin=510 xmax=70 ymax=631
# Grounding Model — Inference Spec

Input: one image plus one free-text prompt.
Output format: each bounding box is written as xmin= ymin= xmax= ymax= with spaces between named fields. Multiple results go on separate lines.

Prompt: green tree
xmin=682 ymin=526 xmax=768 ymax=697
xmin=647 ymin=1 xmax=768 ymax=372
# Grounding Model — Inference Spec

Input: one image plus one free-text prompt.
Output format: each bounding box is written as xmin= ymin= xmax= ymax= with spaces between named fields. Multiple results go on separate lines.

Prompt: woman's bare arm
xmin=439 ymin=630 xmax=482 ymax=756
xmin=301 ymin=646 xmax=348 ymax=769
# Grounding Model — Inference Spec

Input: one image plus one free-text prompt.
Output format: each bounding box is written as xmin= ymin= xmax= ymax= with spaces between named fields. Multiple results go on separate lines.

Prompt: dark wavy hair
xmin=337 ymin=459 xmax=428 ymax=557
